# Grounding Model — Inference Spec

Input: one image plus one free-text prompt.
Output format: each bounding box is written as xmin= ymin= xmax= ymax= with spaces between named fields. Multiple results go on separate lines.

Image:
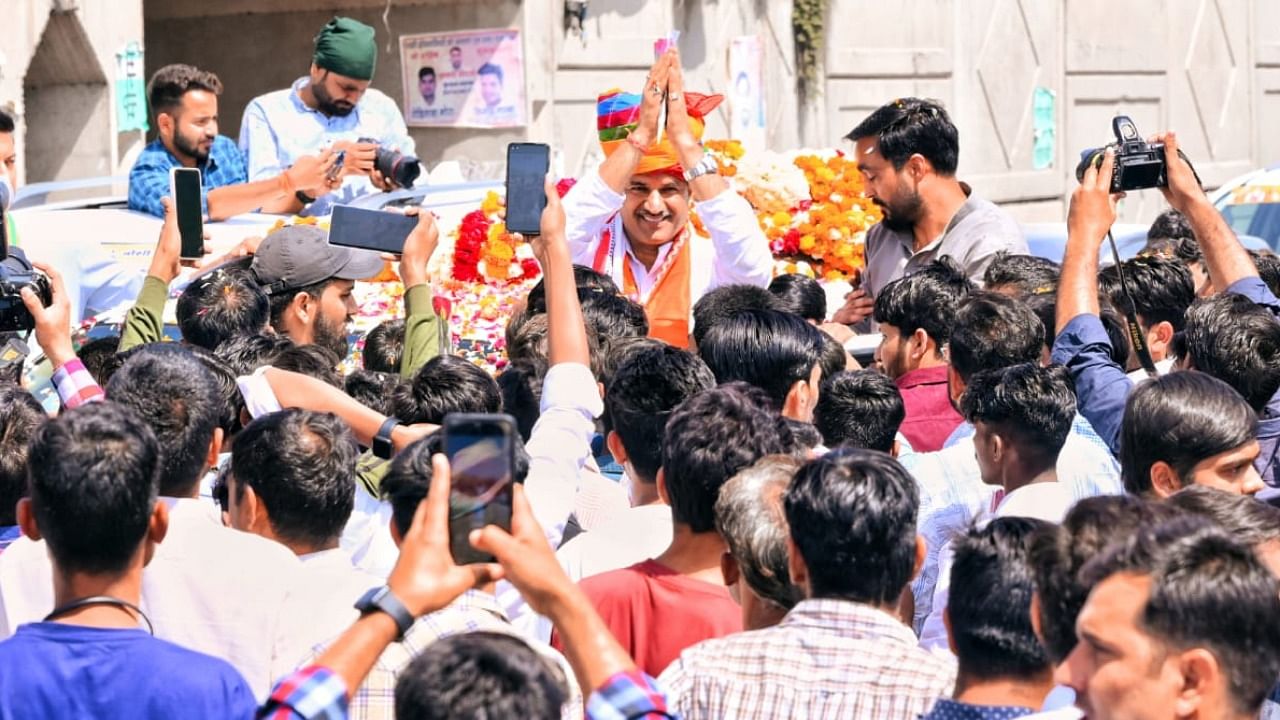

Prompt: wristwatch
xmin=354 ymin=586 xmax=415 ymax=639
xmin=683 ymin=153 xmax=719 ymax=182
xmin=373 ymin=417 xmax=401 ymax=460
xmin=295 ymin=190 xmax=316 ymax=206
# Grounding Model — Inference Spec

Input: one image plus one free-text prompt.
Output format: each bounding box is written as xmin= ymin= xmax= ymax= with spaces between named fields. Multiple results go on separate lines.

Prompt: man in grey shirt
xmin=832 ymin=98 xmax=1027 ymax=329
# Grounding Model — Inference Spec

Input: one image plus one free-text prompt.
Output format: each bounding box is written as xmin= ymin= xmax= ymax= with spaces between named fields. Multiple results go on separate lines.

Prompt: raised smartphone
xmin=170 ymin=167 xmax=204 ymax=260
xmin=328 ymin=204 xmax=419 ymax=255
xmin=504 ymin=142 xmax=550 ymax=236
xmin=442 ymin=413 xmax=518 ymax=564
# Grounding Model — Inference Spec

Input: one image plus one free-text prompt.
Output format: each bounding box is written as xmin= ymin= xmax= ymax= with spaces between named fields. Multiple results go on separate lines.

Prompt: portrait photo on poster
xmin=400 ymin=28 xmax=528 ymax=129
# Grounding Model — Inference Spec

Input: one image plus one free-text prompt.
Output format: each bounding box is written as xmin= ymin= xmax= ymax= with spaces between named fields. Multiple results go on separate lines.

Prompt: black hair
xmin=1120 ymin=371 xmax=1257 ymax=495
xmin=1249 ymin=250 xmax=1280 ymax=298
xmin=106 ymin=344 xmax=221 ymax=497
xmin=662 ymin=385 xmax=788 ymax=532
xmin=497 ymin=357 xmax=546 ymax=443
xmin=1028 ymin=495 xmax=1185 ymax=662
xmin=0 ymin=110 xmax=13 ymax=134
xmin=949 ymin=292 xmax=1044 ymax=382
xmin=873 ymin=257 xmax=974 ymax=351
xmin=77 ymin=335 xmax=122 ymax=385
xmin=961 ymin=363 xmax=1075 ymax=465
xmin=476 ymin=62 xmax=504 ymax=83
xmin=363 ymin=319 xmax=405 ymax=374
xmin=1166 ymin=484 xmax=1280 ymax=547
xmin=580 ymin=290 xmax=649 ymax=341
xmin=394 ymin=632 xmax=567 ymax=720
xmin=1098 ymin=255 xmax=1194 ymax=332
xmin=785 ymin=448 xmax=919 ymax=603
xmin=28 ymin=402 xmax=161 ymax=575
xmin=382 ymin=431 xmax=530 ymax=539
xmin=177 ymin=267 xmax=270 ymax=350
xmin=1023 ymin=292 xmax=1130 ymax=367
xmin=1181 ymin=293 xmax=1280 ymax=411
xmin=691 ymin=284 xmax=783 ymax=348
xmin=272 ymin=343 xmax=343 ymax=389
xmin=147 ymin=63 xmax=222 ymax=117
xmin=597 ymin=336 xmax=665 ymax=397
xmin=504 ymin=312 xmax=604 ymax=378
xmin=949 ymin=517 xmax=1054 ymax=682
xmin=267 ymin=278 xmax=334 ymax=331
xmin=1080 ymin=517 xmax=1280 ymax=716
xmin=187 ymin=344 xmax=246 ymax=438
xmin=605 ymin=344 xmax=715 ymax=485
xmin=813 ymin=370 xmax=904 ymax=452
xmin=845 ymin=97 xmax=959 ymax=175
xmin=394 ymin=355 xmax=501 ymax=425
xmin=214 ymin=332 xmax=295 ymax=377
xmin=231 ymin=409 xmax=356 ymax=549
xmin=982 ymin=253 xmax=1061 ymax=295
xmin=698 ymin=309 xmax=826 ymax=411
xmin=768 ymin=273 xmax=827 ymax=322
xmin=1147 ymin=209 xmax=1196 ymax=244
xmin=816 ymin=330 xmax=848 ymax=385
xmin=0 ymin=385 xmax=45 ymax=526
xmin=524 ymin=265 xmax=618 ymax=315
xmin=418 ymin=66 xmax=436 ymax=80
xmin=344 ymin=369 xmax=402 ymax=418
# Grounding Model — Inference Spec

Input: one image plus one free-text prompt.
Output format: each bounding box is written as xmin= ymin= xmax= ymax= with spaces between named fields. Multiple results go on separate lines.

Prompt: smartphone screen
xmin=328 ymin=205 xmax=420 ymax=255
xmin=171 ymin=167 xmax=204 ymax=260
xmin=443 ymin=413 xmax=517 ymax=564
xmin=505 ymin=143 xmax=550 ymax=236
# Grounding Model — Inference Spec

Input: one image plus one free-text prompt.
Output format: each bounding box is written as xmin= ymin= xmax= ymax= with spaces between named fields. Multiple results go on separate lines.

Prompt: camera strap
xmin=1107 ymin=230 xmax=1159 ymax=378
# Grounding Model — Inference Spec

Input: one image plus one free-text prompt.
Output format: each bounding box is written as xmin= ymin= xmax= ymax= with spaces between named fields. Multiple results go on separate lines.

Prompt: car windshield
xmin=1220 ymin=202 xmax=1280 ymax=250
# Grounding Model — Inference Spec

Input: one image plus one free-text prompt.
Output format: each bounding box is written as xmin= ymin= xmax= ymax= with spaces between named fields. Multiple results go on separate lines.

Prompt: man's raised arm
xmin=1050 ymin=149 xmax=1132 ymax=454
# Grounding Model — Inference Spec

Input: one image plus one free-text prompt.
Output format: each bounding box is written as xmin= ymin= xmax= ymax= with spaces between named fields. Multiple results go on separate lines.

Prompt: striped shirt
xmin=658 ymin=598 xmax=956 ymax=719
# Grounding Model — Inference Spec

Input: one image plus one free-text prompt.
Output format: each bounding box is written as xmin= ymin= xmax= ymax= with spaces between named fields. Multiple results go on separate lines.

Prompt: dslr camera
xmin=0 ymin=254 xmax=52 ymax=333
xmin=358 ymin=137 xmax=422 ymax=189
xmin=1076 ymin=115 xmax=1199 ymax=192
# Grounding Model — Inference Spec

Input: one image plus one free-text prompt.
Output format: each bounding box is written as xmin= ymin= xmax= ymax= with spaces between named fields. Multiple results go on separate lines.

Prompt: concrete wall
xmin=0 ymin=0 xmax=146 ymax=184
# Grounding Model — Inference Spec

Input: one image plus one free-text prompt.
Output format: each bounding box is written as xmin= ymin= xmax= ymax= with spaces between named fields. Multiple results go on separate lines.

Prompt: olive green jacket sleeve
xmin=118 ymin=275 xmax=171 ymax=352
xmin=398 ymin=283 xmax=449 ymax=379
xmin=355 ymin=451 xmax=391 ymax=499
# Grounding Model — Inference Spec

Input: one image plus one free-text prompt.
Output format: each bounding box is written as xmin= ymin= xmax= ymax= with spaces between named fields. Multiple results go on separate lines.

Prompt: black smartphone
xmin=328 ymin=204 xmax=419 ymax=255
xmin=170 ymin=167 xmax=204 ymax=260
xmin=442 ymin=413 xmax=518 ymax=564
xmin=505 ymin=142 xmax=550 ymax=236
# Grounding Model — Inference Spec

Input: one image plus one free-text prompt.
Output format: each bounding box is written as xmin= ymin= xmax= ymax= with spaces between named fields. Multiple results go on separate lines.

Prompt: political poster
xmin=400 ymin=28 xmax=527 ymax=129
xmin=729 ymin=36 xmax=765 ymax=150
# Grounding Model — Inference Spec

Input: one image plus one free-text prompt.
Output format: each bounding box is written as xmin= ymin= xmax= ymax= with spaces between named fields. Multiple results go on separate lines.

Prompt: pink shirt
xmin=895 ymin=365 xmax=964 ymax=453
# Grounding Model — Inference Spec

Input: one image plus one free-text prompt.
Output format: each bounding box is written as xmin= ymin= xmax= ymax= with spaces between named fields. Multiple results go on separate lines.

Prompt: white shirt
xmin=562 ymin=171 xmax=774 ymax=315
xmin=918 ymin=483 xmax=1076 ymax=651
xmin=272 ymin=548 xmax=382 ymax=677
xmin=556 ymin=503 xmax=673 ymax=582
xmin=0 ymin=497 xmax=301 ymax=699
xmin=342 ymin=489 xmax=399 ymax=579
xmin=1125 ymin=356 xmax=1176 ymax=384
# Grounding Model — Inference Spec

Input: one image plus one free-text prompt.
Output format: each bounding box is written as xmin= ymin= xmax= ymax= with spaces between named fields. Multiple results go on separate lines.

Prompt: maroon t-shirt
xmin=556 ymin=559 xmax=743 ymax=676
xmin=895 ymin=365 xmax=964 ymax=452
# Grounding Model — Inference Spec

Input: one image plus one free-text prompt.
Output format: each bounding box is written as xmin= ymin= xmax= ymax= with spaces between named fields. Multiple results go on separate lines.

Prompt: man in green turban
xmin=239 ymin=16 xmax=416 ymax=216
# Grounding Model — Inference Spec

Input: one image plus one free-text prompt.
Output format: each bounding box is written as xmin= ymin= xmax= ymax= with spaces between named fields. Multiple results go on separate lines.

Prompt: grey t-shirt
xmin=861 ymin=194 xmax=1027 ymax=302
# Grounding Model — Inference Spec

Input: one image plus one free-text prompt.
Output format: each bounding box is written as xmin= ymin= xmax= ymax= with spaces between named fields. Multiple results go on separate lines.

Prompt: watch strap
xmin=354 ymin=586 xmax=415 ymax=639
xmin=683 ymin=153 xmax=719 ymax=182
xmin=373 ymin=416 xmax=400 ymax=460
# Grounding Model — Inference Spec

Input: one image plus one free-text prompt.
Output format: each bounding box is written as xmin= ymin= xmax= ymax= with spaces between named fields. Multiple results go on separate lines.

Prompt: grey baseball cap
xmin=250 ymin=224 xmax=384 ymax=295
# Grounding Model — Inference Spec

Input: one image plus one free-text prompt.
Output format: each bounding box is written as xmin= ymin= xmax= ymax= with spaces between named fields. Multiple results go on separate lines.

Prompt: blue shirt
xmin=127 ymin=136 xmax=248 ymax=218
xmin=1051 ymin=276 xmax=1280 ymax=503
xmin=238 ymin=77 xmax=414 ymax=217
xmin=0 ymin=622 xmax=257 ymax=719
xmin=0 ymin=526 xmax=20 ymax=554
xmin=922 ymin=698 xmax=1035 ymax=720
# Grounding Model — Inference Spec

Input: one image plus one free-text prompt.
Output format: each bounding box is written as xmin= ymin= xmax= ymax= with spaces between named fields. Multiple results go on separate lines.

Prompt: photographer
xmin=1052 ymin=132 xmax=1280 ymax=503
xmin=240 ymin=17 xmax=416 ymax=217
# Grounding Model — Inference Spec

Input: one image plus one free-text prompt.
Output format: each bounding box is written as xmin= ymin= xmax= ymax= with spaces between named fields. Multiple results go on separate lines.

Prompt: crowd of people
xmin=0 ymin=15 xmax=1278 ymax=720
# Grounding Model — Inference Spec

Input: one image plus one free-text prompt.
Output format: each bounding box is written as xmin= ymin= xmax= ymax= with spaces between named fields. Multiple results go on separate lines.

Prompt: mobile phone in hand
xmin=505 ymin=143 xmax=550 ymax=236
xmin=326 ymin=150 xmax=346 ymax=184
xmin=328 ymin=205 xmax=419 ymax=255
xmin=442 ymin=413 xmax=518 ymax=564
xmin=170 ymin=167 xmax=204 ymax=260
